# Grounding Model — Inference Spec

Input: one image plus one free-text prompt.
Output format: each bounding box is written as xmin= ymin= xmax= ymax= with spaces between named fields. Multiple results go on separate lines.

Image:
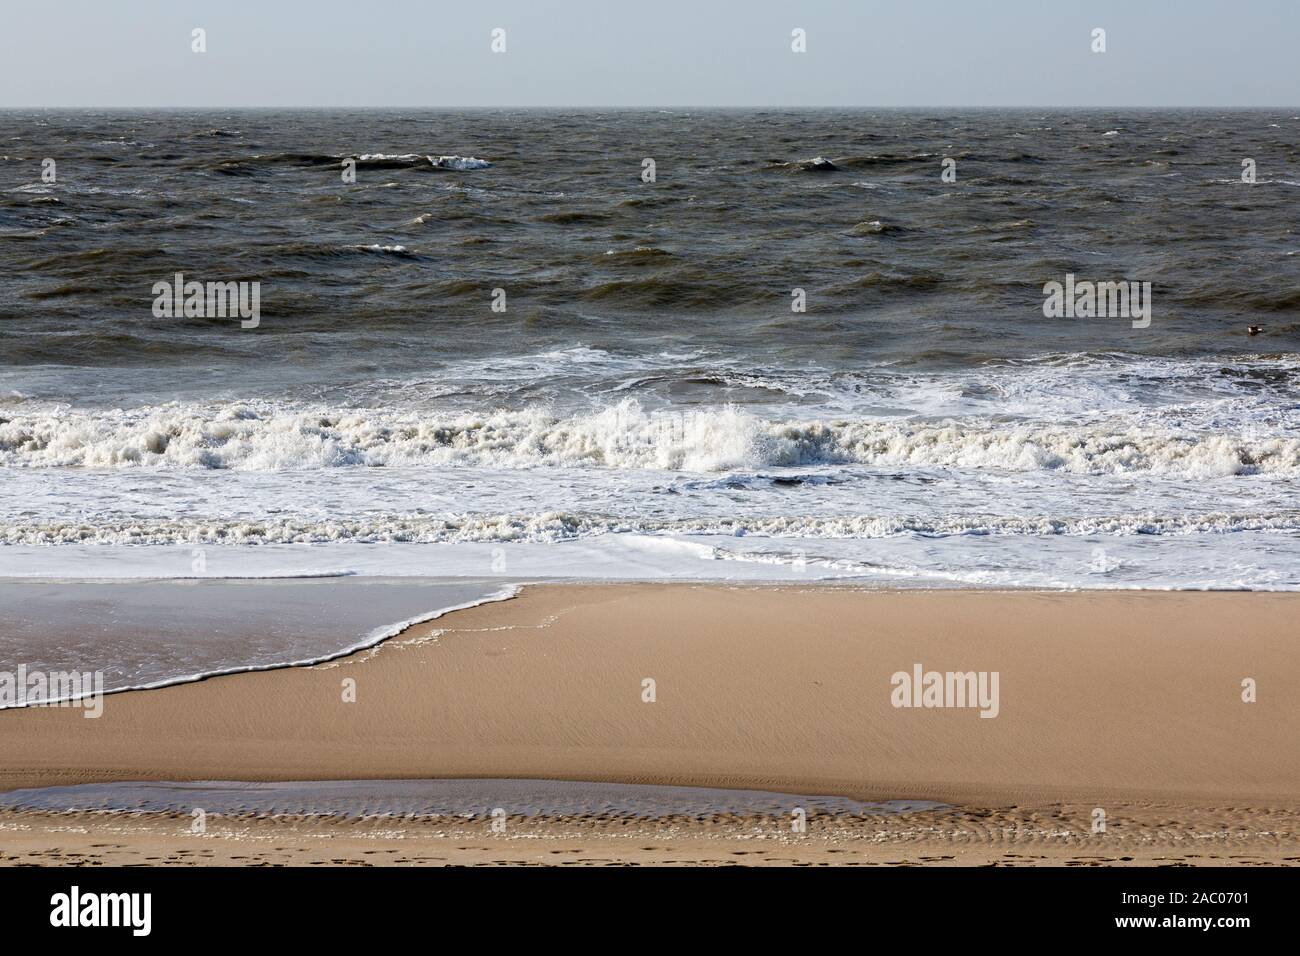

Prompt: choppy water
xmin=2 ymin=109 xmax=1299 ymax=593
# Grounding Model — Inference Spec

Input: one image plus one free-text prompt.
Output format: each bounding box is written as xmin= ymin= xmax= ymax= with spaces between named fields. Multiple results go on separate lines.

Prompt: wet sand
xmin=2 ymin=801 xmax=1297 ymax=867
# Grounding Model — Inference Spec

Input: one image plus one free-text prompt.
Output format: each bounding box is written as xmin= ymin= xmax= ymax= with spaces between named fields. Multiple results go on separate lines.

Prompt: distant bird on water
xmin=1248 ymin=325 xmax=1263 ymax=335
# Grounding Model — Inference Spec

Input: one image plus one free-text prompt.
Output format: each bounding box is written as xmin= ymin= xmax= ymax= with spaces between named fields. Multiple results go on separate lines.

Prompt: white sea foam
xmin=3 ymin=510 xmax=1296 ymax=547
xmin=5 ymin=353 xmax=1298 ymax=591
xmin=429 ymin=155 xmax=492 ymax=170
xmin=2 ymin=398 xmax=1296 ymax=478
xmin=4 ymin=529 xmax=1298 ymax=591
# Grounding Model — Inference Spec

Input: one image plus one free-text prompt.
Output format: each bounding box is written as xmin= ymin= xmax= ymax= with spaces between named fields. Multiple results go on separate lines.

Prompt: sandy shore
xmin=4 ymin=801 xmax=1297 ymax=867
xmin=2 ymin=584 xmax=1298 ymax=865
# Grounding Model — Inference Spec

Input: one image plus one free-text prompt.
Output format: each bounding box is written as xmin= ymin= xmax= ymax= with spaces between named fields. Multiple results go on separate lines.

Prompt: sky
xmin=2 ymin=0 xmax=1297 ymax=108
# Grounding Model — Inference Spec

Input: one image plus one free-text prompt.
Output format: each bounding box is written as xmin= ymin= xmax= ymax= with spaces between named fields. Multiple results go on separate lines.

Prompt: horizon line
xmin=3 ymin=104 xmax=1298 ymax=111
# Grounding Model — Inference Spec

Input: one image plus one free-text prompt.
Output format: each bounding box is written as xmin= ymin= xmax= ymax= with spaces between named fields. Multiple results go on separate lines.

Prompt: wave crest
xmin=2 ymin=399 xmax=1297 ymax=477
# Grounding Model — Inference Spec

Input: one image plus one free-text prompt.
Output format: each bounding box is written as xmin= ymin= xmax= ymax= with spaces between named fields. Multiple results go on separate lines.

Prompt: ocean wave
xmin=429 ymin=155 xmax=492 ymax=170
xmin=350 ymin=243 xmax=417 ymax=257
xmin=848 ymin=220 xmax=906 ymax=236
xmin=835 ymin=151 xmax=944 ymax=167
xmin=354 ymin=153 xmax=427 ymax=168
xmin=771 ymin=153 xmax=940 ymax=173
xmin=199 ymin=152 xmax=491 ymax=173
xmin=538 ymin=210 xmax=611 ymax=224
xmin=579 ymin=276 xmax=766 ymax=307
xmin=235 ymin=241 xmax=423 ymax=261
xmin=4 ymin=510 xmax=1298 ymax=546
xmin=218 ymin=151 xmax=340 ymax=168
xmin=1 ymin=399 xmax=1297 ymax=477
xmin=602 ymin=246 xmax=673 ymax=261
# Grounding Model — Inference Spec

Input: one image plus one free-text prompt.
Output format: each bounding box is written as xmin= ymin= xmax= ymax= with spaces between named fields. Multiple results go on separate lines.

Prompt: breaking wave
xmin=429 ymin=155 xmax=492 ymax=170
xmin=2 ymin=399 xmax=1297 ymax=478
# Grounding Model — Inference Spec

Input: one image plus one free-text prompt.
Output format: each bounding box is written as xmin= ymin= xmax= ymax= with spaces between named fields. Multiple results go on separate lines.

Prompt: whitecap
xmin=429 ymin=155 xmax=492 ymax=170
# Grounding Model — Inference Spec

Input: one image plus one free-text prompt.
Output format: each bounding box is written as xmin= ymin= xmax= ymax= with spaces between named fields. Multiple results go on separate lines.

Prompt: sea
xmin=1 ymin=108 xmax=1297 ymax=692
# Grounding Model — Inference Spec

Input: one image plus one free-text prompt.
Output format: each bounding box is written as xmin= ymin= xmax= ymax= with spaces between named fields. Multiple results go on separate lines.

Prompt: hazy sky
xmin=3 ymin=0 xmax=1297 ymax=108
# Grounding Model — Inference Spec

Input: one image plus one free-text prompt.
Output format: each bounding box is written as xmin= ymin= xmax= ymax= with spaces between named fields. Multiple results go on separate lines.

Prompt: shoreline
xmin=4 ymin=576 xmax=1294 ymax=707
xmin=2 ymin=584 xmax=1298 ymax=801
